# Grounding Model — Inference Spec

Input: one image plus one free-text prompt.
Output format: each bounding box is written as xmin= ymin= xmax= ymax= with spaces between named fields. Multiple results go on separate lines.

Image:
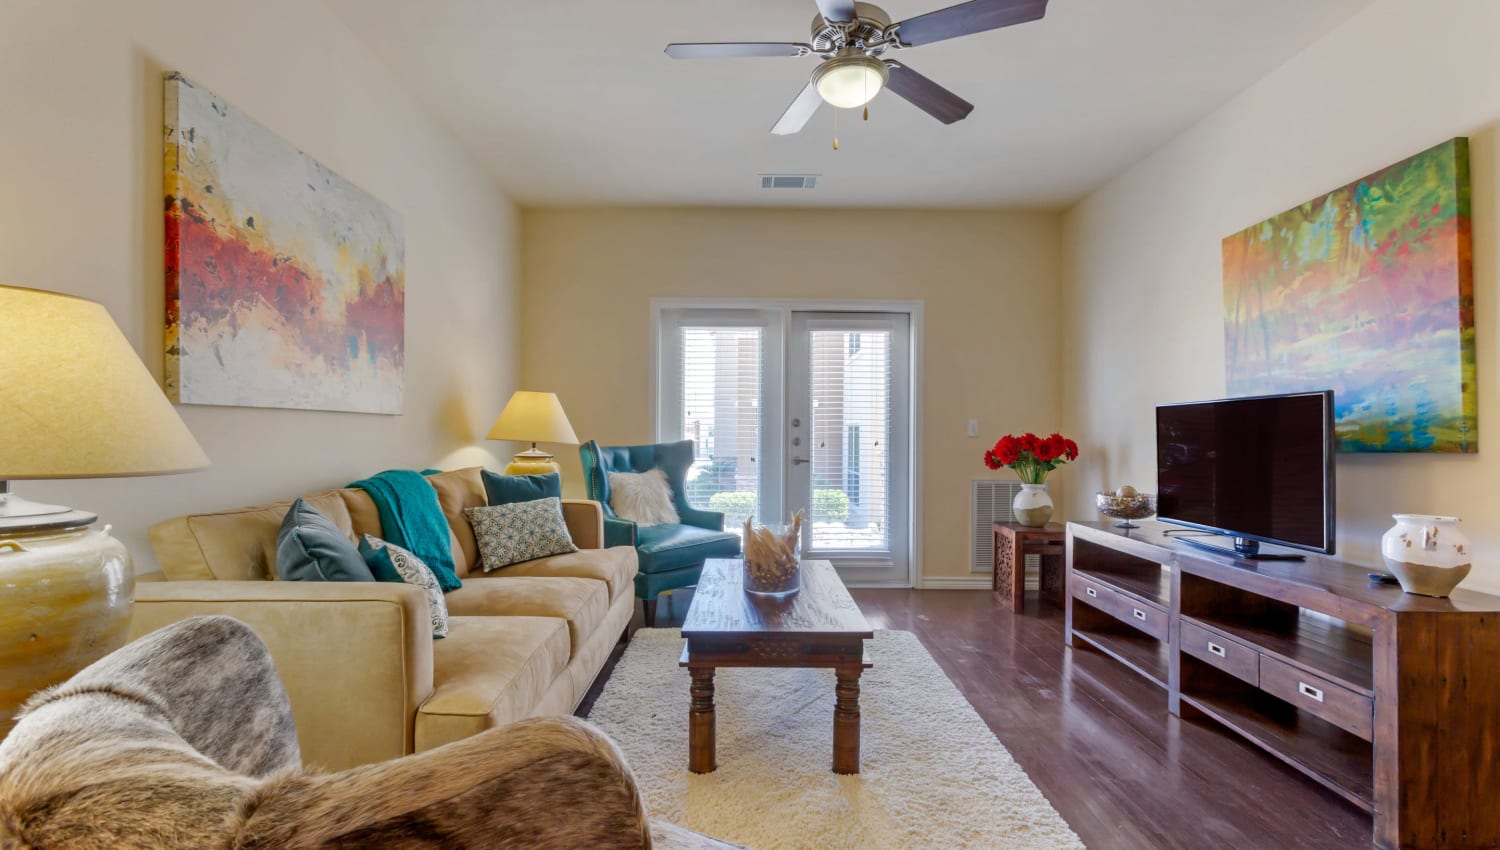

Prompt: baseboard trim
xmin=920 ymin=576 xmax=992 ymax=590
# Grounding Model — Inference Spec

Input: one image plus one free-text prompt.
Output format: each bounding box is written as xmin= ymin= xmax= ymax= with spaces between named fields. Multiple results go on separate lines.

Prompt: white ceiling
xmin=327 ymin=0 xmax=1371 ymax=209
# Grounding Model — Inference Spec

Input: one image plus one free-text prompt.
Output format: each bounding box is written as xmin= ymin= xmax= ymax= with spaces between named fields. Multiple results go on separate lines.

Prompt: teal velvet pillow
xmin=482 ymin=471 xmax=562 ymax=506
xmin=275 ymin=498 xmax=375 ymax=583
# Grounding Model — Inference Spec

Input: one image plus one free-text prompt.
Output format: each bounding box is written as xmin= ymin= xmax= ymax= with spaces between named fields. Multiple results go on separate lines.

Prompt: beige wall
xmin=522 ymin=208 xmax=1063 ymax=582
xmin=1 ymin=0 xmax=519 ymax=570
xmin=1061 ymin=0 xmax=1500 ymax=590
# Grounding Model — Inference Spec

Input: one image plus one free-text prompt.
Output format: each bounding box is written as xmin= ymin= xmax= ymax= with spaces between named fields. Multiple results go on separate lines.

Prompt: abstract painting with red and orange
xmin=165 ymin=73 xmax=404 ymax=414
xmin=1223 ymin=138 xmax=1474 ymax=452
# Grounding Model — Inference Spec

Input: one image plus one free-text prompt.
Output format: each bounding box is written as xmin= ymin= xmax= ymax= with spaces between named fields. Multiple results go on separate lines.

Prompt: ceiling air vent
xmin=760 ymin=174 xmax=819 ymax=190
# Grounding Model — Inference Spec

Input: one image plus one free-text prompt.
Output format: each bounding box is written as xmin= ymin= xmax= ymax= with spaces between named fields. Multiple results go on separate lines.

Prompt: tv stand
xmin=1175 ymin=534 xmax=1306 ymax=561
xmin=1065 ymin=520 xmax=1500 ymax=850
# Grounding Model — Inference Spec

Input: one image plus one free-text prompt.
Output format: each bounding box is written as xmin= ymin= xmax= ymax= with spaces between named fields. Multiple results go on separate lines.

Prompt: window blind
xmin=807 ymin=328 xmax=891 ymax=551
xmin=678 ymin=326 xmax=762 ymax=531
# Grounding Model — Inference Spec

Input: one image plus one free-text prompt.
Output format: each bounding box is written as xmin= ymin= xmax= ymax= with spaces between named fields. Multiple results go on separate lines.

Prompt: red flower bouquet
xmin=983 ymin=432 xmax=1079 ymax=484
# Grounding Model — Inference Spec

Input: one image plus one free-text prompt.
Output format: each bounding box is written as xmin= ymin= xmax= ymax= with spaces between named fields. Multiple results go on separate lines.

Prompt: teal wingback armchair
xmin=580 ymin=440 xmax=742 ymax=626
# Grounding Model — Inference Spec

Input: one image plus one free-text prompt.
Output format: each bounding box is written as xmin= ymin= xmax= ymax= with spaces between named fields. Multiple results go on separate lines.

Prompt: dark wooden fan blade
xmin=894 ymin=0 xmax=1047 ymax=47
xmin=771 ymin=82 xmax=823 ymax=135
xmin=883 ymin=62 xmax=974 ymax=124
xmin=664 ymin=42 xmax=810 ymax=59
xmin=815 ymin=0 xmax=859 ymax=23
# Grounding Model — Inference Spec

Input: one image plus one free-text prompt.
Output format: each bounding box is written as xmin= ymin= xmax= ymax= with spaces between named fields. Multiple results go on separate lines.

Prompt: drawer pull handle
xmin=1298 ymin=682 xmax=1325 ymax=703
xmin=1085 ymin=587 xmax=1097 ymax=598
xmin=1207 ymin=641 xmax=1226 ymax=658
xmin=1132 ymin=608 xmax=1147 ymax=621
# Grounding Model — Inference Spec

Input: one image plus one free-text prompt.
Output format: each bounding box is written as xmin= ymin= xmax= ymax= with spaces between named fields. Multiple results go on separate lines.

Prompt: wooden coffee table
xmin=679 ymin=558 xmax=874 ymax=775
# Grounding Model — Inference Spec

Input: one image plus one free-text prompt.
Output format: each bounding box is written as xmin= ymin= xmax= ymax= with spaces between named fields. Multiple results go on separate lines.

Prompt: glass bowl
xmin=1096 ymin=491 xmax=1157 ymax=529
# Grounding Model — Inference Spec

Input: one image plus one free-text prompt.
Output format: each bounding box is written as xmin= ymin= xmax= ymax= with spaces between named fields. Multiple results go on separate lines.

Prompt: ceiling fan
xmin=665 ymin=0 xmax=1048 ymax=135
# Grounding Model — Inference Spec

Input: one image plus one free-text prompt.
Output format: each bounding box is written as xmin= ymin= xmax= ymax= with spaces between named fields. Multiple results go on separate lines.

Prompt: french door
xmin=657 ymin=306 xmax=913 ymax=586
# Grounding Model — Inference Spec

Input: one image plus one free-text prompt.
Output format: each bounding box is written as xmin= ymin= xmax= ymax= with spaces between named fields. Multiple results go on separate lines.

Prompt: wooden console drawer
xmin=1180 ymin=619 xmax=1258 ymax=686
xmin=1259 ymin=656 xmax=1373 ymax=741
xmin=1113 ymin=593 xmax=1168 ymax=640
xmin=1073 ymin=575 xmax=1167 ymax=640
xmin=1072 ymin=574 xmax=1115 ymax=608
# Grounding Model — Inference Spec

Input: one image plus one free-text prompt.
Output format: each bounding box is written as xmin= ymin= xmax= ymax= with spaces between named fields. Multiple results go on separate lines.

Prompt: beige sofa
xmin=132 ymin=467 xmax=638 ymax=772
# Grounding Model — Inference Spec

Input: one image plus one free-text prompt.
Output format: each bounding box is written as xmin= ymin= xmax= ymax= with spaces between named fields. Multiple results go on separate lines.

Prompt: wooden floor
xmin=582 ymin=587 xmax=1374 ymax=850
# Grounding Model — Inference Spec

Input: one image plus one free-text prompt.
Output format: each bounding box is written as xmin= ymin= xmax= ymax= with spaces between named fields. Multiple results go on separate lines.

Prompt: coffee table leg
xmin=833 ymin=665 xmax=862 ymax=774
xmin=689 ymin=666 xmax=716 ymax=774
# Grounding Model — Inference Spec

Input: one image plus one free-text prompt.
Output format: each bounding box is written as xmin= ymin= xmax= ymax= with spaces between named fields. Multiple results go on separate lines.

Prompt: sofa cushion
xmin=487 ymin=545 xmax=637 ymax=602
xmin=152 ymin=490 xmax=355 ymax=582
xmin=424 ymin=468 xmax=488 ymax=578
xmin=276 ymin=499 xmax=375 ymax=584
xmin=636 ymin=524 xmax=742 ymax=575
xmin=417 ymin=616 xmax=570 ymax=750
xmin=442 ymin=576 xmax=607 ymax=659
xmin=466 ymin=498 xmax=578 ymax=571
xmin=482 ymin=470 xmax=561 ymax=506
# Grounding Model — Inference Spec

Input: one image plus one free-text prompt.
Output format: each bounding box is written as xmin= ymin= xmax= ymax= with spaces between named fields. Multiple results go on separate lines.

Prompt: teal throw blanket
xmin=347 ymin=469 xmax=461 ymax=591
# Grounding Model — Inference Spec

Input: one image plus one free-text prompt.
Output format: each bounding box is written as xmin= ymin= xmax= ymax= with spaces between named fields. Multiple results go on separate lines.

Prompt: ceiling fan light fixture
xmin=812 ymin=50 xmax=889 ymax=109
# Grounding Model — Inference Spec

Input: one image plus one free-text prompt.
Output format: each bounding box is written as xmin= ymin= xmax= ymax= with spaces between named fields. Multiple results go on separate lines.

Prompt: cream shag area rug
xmin=587 ymin=629 xmax=1084 ymax=850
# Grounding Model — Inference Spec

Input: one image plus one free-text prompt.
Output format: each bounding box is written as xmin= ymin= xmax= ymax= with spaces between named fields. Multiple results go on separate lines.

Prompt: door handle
xmin=791 ymin=456 xmax=810 ymax=465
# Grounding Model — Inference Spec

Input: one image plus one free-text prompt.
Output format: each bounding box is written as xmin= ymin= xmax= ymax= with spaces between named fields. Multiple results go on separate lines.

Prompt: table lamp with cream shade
xmin=0 ymin=284 xmax=209 ymax=734
xmin=488 ymin=391 xmax=578 ymax=477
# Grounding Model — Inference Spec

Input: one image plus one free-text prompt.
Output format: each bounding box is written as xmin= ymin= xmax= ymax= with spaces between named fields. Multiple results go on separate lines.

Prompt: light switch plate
xmin=967 ymin=419 xmax=980 ymax=438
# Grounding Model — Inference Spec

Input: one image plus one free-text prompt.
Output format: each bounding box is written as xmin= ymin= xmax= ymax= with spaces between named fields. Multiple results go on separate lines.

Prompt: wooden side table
xmin=993 ymin=522 xmax=1066 ymax=611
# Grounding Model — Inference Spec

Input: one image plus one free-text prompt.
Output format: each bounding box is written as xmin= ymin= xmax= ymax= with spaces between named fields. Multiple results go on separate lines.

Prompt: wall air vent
xmin=972 ymin=480 xmax=1037 ymax=587
xmin=759 ymin=174 xmax=819 ymax=190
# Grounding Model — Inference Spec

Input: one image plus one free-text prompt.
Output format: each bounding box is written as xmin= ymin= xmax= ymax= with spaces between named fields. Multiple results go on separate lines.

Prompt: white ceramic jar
xmin=1380 ymin=514 xmax=1472 ymax=597
xmin=1013 ymin=483 xmax=1054 ymax=528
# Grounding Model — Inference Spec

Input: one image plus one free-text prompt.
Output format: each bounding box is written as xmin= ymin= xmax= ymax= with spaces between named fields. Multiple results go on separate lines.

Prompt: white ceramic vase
xmin=1013 ymin=483 xmax=1053 ymax=528
xmin=1381 ymin=514 xmax=1472 ymax=597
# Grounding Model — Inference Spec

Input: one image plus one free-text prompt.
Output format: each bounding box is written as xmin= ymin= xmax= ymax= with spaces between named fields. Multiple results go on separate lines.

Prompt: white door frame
xmin=651 ymin=298 xmax=923 ymax=588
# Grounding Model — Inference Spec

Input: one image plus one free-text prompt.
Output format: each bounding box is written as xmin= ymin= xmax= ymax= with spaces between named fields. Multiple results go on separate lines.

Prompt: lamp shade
xmin=486 ymin=391 xmax=578 ymax=445
xmin=0 ymin=285 xmax=209 ymax=479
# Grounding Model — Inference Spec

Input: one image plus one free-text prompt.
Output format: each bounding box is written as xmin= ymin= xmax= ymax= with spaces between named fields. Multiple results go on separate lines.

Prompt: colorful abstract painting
xmin=164 ymin=73 xmax=404 ymax=414
xmin=1223 ymin=138 xmax=1474 ymax=453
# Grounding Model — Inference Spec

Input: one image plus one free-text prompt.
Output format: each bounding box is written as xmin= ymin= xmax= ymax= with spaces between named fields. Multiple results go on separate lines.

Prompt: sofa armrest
xmin=131 ymin=581 xmax=433 ymax=771
xmin=604 ymin=515 xmax=638 ymax=548
xmin=561 ymin=499 xmax=605 ymax=549
xmin=680 ymin=506 xmax=726 ymax=532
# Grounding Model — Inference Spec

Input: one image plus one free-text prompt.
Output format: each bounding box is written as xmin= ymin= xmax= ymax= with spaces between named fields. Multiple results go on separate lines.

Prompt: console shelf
xmin=1066 ymin=521 xmax=1500 ymax=850
xmin=1071 ymin=624 xmax=1170 ymax=689
xmin=1179 ymin=688 xmax=1374 ymax=811
xmin=1074 ymin=565 xmax=1171 ymax=609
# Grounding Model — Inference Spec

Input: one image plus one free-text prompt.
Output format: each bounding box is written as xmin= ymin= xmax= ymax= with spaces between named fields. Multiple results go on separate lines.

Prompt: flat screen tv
xmin=1156 ymin=390 xmax=1335 ymax=560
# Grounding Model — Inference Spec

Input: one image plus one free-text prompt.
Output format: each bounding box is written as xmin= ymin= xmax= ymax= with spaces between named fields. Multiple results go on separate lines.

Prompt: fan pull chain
xmin=833 ymin=106 xmax=840 ymax=151
xmin=863 ymin=105 xmax=869 ymax=121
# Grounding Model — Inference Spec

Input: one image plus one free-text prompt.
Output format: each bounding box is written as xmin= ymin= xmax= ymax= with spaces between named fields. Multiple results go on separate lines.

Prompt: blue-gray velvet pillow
xmin=275 ymin=498 xmax=375 ymax=583
xmin=482 ymin=471 xmax=562 ymax=506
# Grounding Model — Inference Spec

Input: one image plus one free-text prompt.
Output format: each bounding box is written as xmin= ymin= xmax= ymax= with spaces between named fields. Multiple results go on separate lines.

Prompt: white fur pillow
xmin=608 ymin=468 xmax=681 ymax=527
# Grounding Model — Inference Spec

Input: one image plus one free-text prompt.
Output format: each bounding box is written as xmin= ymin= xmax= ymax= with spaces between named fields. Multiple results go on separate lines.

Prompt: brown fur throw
xmin=0 ymin=616 xmax=732 ymax=849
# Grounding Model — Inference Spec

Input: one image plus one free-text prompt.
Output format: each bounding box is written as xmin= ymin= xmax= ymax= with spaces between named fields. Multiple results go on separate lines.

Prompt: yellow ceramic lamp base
xmin=505 ymin=457 xmax=562 ymax=477
xmin=0 ymin=525 xmax=134 ymax=736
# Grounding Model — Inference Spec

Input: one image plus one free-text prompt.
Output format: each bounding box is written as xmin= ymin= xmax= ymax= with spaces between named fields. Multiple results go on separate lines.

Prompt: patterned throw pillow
xmin=359 ymin=535 xmax=449 ymax=639
xmin=608 ymin=468 xmax=681 ymax=527
xmin=465 ymin=497 xmax=578 ymax=571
